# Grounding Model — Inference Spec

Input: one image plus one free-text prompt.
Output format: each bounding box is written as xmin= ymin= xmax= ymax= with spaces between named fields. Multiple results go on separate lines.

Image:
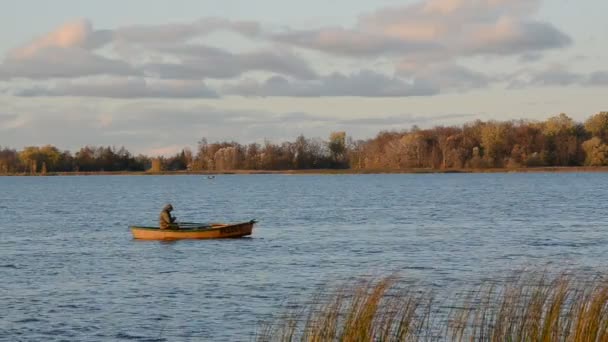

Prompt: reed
xmin=257 ymin=272 xmax=608 ymax=342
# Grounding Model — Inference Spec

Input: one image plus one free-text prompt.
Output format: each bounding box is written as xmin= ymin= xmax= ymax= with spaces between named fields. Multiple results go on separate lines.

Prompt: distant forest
xmin=2 ymin=112 xmax=608 ymax=174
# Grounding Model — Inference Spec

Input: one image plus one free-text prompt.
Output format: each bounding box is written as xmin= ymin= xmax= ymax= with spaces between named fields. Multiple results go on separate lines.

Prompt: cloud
xmin=528 ymin=67 xmax=584 ymax=86
xmin=145 ymin=45 xmax=317 ymax=80
xmin=509 ymin=66 xmax=608 ymax=88
xmin=0 ymin=1 xmax=584 ymax=97
xmin=282 ymin=0 xmax=572 ymax=61
xmin=589 ymin=71 xmax=608 ymax=86
xmin=0 ymin=113 xmax=28 ymax=131
xmin=274 ymin=112 xmax=333 ymax=123
xmin=114 ymin=18 xmax=260 ymax=44
xmin=145 ymin=145 xmax=186 ymax=157
xmin=8 ymin=19 xmax=97 ymax=59
xmin=0 ymin=113 xmax=16 ymax=120
xmin=6 ymin=98 xmax=458 ymax=153
xmin=519 ymin=52 xmax=544 ymax=63
xmin=466 ymin=18 xmax=571 ymax=55
xmin=338 ymin=112 xmax=478 ymax=125
xmin=0 ymin=19 xmax=133 ymax=80
xmin=398 ymin=63 xmax=492 ymax=90
xmin=224 ymin=71 xmax=439 ymax=97
xmin=0 ymin=47 xmax=139 ymax=80
xmin=272 ymin=28 xmax=440 ymax=57
xmin=15 ymin=78 xmax=218 ymax=98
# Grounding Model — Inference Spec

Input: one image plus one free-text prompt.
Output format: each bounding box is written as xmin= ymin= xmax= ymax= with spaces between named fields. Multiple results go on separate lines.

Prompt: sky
xmin=0 ymin=0 xmax=607 ymax=156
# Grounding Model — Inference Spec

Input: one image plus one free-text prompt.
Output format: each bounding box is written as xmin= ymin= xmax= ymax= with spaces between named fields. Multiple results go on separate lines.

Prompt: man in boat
xmin=159 ymin=204 xmax=177 ymax=229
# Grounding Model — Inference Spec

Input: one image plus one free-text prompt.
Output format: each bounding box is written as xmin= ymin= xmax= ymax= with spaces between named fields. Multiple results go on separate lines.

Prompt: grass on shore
xmin=257 ymin=272 xmax=608 ymax=341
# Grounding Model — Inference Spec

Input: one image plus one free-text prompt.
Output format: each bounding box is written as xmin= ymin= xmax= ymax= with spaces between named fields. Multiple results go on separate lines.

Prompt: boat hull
xmin=130 ymin=220 xmax=255 ymax=240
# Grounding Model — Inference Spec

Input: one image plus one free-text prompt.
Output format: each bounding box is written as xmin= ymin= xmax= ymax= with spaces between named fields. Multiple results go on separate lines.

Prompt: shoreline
xmin=3 ymin=166 xmax=608 ymax=176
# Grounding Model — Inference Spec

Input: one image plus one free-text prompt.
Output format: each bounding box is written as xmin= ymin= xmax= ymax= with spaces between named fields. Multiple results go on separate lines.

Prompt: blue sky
xmin=0 ymin=0 xmax=607 ymax=156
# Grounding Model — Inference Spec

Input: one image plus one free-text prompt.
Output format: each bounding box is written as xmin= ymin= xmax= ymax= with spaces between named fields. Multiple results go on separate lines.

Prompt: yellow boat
xmin=130 ymin=220 xmax=256 ymax=240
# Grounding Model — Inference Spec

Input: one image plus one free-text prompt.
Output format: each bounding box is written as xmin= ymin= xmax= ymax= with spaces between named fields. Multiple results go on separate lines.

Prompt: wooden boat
xmin=130 ymin=220 xmax=256 ymax=240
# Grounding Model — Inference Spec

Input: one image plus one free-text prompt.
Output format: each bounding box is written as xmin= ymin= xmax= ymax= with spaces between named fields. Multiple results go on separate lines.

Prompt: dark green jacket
xmin=159 ymin=205 xmax=176 ymax=229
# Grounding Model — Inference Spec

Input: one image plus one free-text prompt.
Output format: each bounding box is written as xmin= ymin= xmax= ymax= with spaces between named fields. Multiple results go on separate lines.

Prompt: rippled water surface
xmin=1 ymin=174 xmax=608 ymax=341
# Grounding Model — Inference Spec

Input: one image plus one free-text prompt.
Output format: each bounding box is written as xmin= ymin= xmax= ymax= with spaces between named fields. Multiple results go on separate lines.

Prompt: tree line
xmin=2 ymin=112 xmax=608 ymax=174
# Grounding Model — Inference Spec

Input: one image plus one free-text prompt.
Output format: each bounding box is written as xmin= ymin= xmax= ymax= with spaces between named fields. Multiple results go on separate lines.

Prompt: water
xmin=1 ymin=173 xmax=607 ymax=341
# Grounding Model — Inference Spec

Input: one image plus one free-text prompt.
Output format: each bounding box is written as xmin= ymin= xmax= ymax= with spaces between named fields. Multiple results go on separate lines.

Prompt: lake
xmin=1 ymin=173 xmax=607 ymax=341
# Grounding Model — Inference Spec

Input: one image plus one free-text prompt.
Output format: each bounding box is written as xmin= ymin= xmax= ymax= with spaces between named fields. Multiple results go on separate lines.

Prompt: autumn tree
xmin=0 ymin=147 xmax=20 ymax=173
xmin=328 ymin=131 xmax=347 ymax=167
xmin=542 ymin=113 xmax=585 ymax=166
xmin=480 ymin=121 xmax=511 ymax=167
xmin=585 ymin=112 xmax=608 ymax=142
xmin=582 ymin=137 xmax=608 ymax=166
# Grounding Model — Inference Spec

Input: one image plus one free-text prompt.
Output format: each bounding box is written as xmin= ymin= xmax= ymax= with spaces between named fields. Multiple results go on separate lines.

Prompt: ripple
xmin=14 ymin=318 xmax=43 ymax=323
xmin=3 ymin=173 xmax=608 ymax=341
xmin=115 ymin=332 xmax=147 ymax=340
xmin=402 ymin=266 xmax=435 ymax=270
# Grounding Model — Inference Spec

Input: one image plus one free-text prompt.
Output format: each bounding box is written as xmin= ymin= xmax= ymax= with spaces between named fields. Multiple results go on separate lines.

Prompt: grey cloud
xmin=399 ymin=64 xmax=492 ymax=91
xmin=85 ymin=29 xmax=114 ymax=50
xmin=224 ymin=71 xmax=439 ymax=97
xmin=0 ymin=113 xmax=17 ymax=119
xmin=338 ymin=113 xmax=477 ymax=126
xmin=589 ymin=71 xmax=608 ymax=86
xmin=433 ymin=65 xmax=491 ymax=90
xmin=145 ymin=45 xmax=317 ymax=80
xmin=80 ymin=103 xmax=340 ymax=146
xmin=111 ymin=107 xmax=329 ymax=130
xmin=530 ymin=68 xmax=583 ymax=86
xmin=0 ymin=47 xmax=139 ymax=80
xmin=519 ymin=53 xmax=544 ymax=63
xmin=0 ymin=113 xmax=18 ymax=128
xmin=0 ymin=102 xmax=268 ymax=151
xmin=469 ymin=21 xmax=571 ymax=56
xmin=509 ymin=67 xmax=608 ymax=87
xmin=275 ymin=112 xmax=332 ymax=123
xmin=15 ymin=78 xmax=218 ymax=99
xmin=0 ymin=98 xmax=483 ymax=154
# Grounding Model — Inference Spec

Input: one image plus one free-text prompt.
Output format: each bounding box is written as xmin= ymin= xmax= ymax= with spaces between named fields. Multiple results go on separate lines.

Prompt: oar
xmin=176 ymin=222 xmax=210 ymax=229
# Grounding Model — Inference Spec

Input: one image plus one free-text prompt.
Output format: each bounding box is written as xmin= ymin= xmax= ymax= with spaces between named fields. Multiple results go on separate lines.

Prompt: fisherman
xmin=159 ymin=203 xmax=177 ymax=229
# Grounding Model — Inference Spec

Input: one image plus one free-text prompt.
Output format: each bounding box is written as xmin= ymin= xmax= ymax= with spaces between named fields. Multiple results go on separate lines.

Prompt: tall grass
xmin=257 ymin=272 xmax=608 ymax=341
